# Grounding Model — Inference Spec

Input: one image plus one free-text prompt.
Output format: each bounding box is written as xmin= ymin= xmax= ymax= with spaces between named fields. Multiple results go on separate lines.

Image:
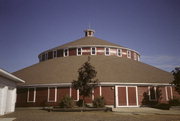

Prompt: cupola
xmin=84 ymin=29 xmax=95 ymax=37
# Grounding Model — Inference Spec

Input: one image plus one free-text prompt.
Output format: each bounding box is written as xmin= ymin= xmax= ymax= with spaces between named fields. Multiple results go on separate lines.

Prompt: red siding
xmin=138 ymin=86 xmax=148 ymax=105
xmin=57 ymin=87 xmax=70 ymax=101
xmin=97 ymin=47 xmax=104 ymax=55
xmin=49 ymin=87 xmax=55 ymax=101
xmin=94 ymin=87 xmax=100 ymax=98
xmin=128 ymin=87 xmax=137 ymax=106
xmin=71 ymin=88 xmax=77 ymax=100
xmin=28 ymin=88 xmax=35 ymax=102
xmin=69 ymin=48 xmax=76 ymax=56
xmin=118 ymin=87 xmax=127 ymax=106
xmin=102 ymin=86 xmax=114 ymax=105
xmin=82 ymin=47 xmax=90 ymax=55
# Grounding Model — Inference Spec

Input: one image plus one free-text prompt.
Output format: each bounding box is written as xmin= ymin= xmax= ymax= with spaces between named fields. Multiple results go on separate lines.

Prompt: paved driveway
xmin=1 ymin=109 xmax=180 ymax=121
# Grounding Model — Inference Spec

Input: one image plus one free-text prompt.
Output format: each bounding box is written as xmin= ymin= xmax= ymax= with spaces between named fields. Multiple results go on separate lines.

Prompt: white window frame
xmin=105 ymin=48 xmax=110 ymax=56
xmin=127 ymin=50 xmax=131 ymax=58
xmin=53 ymin=50 xmax=57 ymax=58
xmin=148 ymin=86 xmax=157 ymax=101
xmin=77 ymin=48 xmax=82 ymax=56
xmin=165 ymin=86 xmax=173 ymax=101
xmin=27 ymin=88 xmax=36 ymax=103
xmin=63 ymin=49 xmax=69 ymax=57
xmin=115 ymin=86 xmax=138 ymax=107
xmin=134 ymin=53 xmax=137 ymax=60
xmin=45 ymin=53 xmax=48 ymax=60
xmin=48 ymin=87 xmax=57 ymax=102
xmin=117 ymin=49 xmax=122 ymax=57
xmin=137 ymin=55 xmax=140 ymax=61
xmin=91 ymin=47 xmax=96 ymax=55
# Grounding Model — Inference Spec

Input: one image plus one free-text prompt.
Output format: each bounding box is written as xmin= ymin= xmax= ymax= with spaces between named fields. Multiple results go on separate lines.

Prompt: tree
xmin=172 ymin=67 xmax=180 ymax=94
xmin=72 ymin=57 xmax=99 ymax=107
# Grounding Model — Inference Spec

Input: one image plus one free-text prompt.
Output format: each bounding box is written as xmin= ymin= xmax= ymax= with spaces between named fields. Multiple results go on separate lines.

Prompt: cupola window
xmin=64 ymin=49 xmax=69 ymax=57
xmin=45 ymin=53 xmax=48 ymax=60
xmin=53 ymin=50 xmax=57 ymax=58
xmin=117 ymin=49 xmax=122 ymax=57
xmin=134 ymin=53 xmax=137 ymax=60
xmin=91 ymin=47 xmax=96 ymax=55
xmin=127 ymin=50 xmax=131 ymax=58
xmin=77 ymin=48 xmax=82 ymax=56
xmin=105 ymin=48 xmax=110 ymax=55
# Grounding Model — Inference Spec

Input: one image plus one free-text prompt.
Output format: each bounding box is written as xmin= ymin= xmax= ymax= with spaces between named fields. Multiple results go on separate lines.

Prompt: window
xmin=53 ymin=50 xmax=57 ymax=58
xmin=127 ymin=50 xmax=131 ymax=58
xmin=137 ymin=55 xmax=140 ymax=61
xmin=117 ymin=49 xmax=122 ymax=57
xmin=64 ymin=49 xmax=69 ymax=57
xmin=45 ymin=53 xmax=48 ymax=60
xmin=48 ymin=87 xmax=57 ymax=102
xmin=77 ymin=48 xmax=82 ymax=56
xmin=134 ymin=53 xmax=137 ymax=60
xmin=105 ymin=48 xmax=110 ymax=55
xmin=149 ymin=87 xmax=156 ymax=100
xmin=27 ymin=88 xmax=36 ymax=102
xmin=91 ymin=47 xmax=96 ymax=55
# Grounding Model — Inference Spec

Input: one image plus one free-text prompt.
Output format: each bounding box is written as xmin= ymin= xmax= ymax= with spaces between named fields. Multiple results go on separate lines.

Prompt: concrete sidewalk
xmin=112 ymin=107 xmax=180 ymax=115
xmin=0 ymin=118 xmax=15 ymax=121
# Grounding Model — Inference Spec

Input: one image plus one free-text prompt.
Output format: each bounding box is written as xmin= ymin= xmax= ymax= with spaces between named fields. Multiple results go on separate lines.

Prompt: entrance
xmin=115 ymin=86 xmax=138 ymax=107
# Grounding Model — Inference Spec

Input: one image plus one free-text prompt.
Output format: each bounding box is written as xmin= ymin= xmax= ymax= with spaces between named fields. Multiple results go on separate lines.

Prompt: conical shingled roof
xmin=13 ymin=55 xmax=173 ymax=85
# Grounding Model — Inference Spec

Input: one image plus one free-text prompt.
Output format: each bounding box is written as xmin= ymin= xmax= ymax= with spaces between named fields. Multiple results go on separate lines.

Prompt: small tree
xmin=72 ymin=57 xmax=98 ymax=107
xmin=172 ymin=67 xmax=180 ymax=94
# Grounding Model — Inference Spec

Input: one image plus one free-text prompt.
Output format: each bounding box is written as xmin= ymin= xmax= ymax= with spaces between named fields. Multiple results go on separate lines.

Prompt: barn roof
xmin=13 ymin=55 xmax=173 ymax=85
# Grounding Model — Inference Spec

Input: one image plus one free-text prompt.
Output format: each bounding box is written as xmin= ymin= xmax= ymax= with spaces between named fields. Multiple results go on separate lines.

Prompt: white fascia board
xmin=0 ymin=69 xmax=25 ymax=83
xmin=18 ymin=82 xmax=172 ymax=88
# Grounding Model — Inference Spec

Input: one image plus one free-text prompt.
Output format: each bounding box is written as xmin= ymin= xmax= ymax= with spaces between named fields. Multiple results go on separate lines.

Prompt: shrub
xmin=169 ymin=98 xmax=180 ymax=106
xmin=76 ymin=99 xmax=84 ymax=107
xmin=60 ymin=95 xmax=74 ymax=108
xmin=93 ymin=96 xmax=105 ymax=108
xmin=152 ymin=103 xmax=170 ymax=110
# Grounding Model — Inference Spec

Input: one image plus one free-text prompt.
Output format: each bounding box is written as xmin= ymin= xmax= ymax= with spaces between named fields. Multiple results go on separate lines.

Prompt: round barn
xmin=13 ymin=29 xmax=179 ymax=108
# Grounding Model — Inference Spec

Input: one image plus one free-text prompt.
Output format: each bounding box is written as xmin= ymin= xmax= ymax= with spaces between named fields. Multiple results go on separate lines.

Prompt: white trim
xmin=53 ymin=50 xmax=57 ymax=58
xmin=77 ymin=89 xmax=79 ymax=101
xmin=127 ymin=50 xmax=131 ymax=58
xmin=165 ymin=86 xmax=173 ymax=101
xmin=115 ymin=86 xmax=118 ymax=108
xmin=69 ymin=87 xmax=72 ymax=97
xmin=45 ymin=53 xmax=48 ymax=60
xmin=148 ymin=86 xmax=157 ymax=101
xmin=170 ymin=86 xmax=173 ymax=99
xmin=126 ymin=86 xmax=129 ymax=106
xmin=19 ymin=82 xmax=172 ymax=88
xmin=165 ymin=86 xmax=168 ymax=101
xmin=91 ymin=47 xmax=96 ymax=55
xmin=47 ymin=87 xmax=57 ymax=102
xmin=63 ymin=49 xmax=69 ymax=57
xmin=117 ymin=49 xmax=122 ymax=57
xmin=134 ymin=53 xmax=137 ymax=60
xmin=77 ymin=48 xmax=82 ymax=56
xmin=105 ymin=48 xmax=110 ymax=56
xmin=99 ymin=86 xmax=102 ymax=96
xmin=0 ymin=69 xmax=25 ymax=83
xmin=92 ymin=89 xmax=94 ymax=101
xmin=27 ymin=88 xmax=36 ymax=103
xmin=40 ymin=45 xmax=140 ymax=56
xmin=136 ymin=86 xmax=139 ymax=106
xmin=116 ymin=86 xmax=138 ymax=107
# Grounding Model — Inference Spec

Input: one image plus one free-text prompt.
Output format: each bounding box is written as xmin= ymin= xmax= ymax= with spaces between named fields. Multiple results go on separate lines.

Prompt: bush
xmin=152 ymin=103 xmax=170 ymax=110
xmin=76 ymin=99 xmax=84 ymax=107
xmin=60 ymin=95 xmax=74 ymax=108
xmin=93 ymin=96 xmax=105 ymax=108
xmin=169 ymin=98 xmax=180 ymax=106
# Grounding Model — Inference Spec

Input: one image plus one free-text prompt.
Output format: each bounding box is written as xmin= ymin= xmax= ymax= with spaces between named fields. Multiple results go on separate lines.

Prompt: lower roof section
xmin=13 ymin=55 xmax=173 ymax=85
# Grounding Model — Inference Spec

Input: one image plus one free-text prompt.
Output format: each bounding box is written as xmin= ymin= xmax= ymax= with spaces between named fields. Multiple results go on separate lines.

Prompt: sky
xmin=0 ymin=0 xmax=180 ymax=73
